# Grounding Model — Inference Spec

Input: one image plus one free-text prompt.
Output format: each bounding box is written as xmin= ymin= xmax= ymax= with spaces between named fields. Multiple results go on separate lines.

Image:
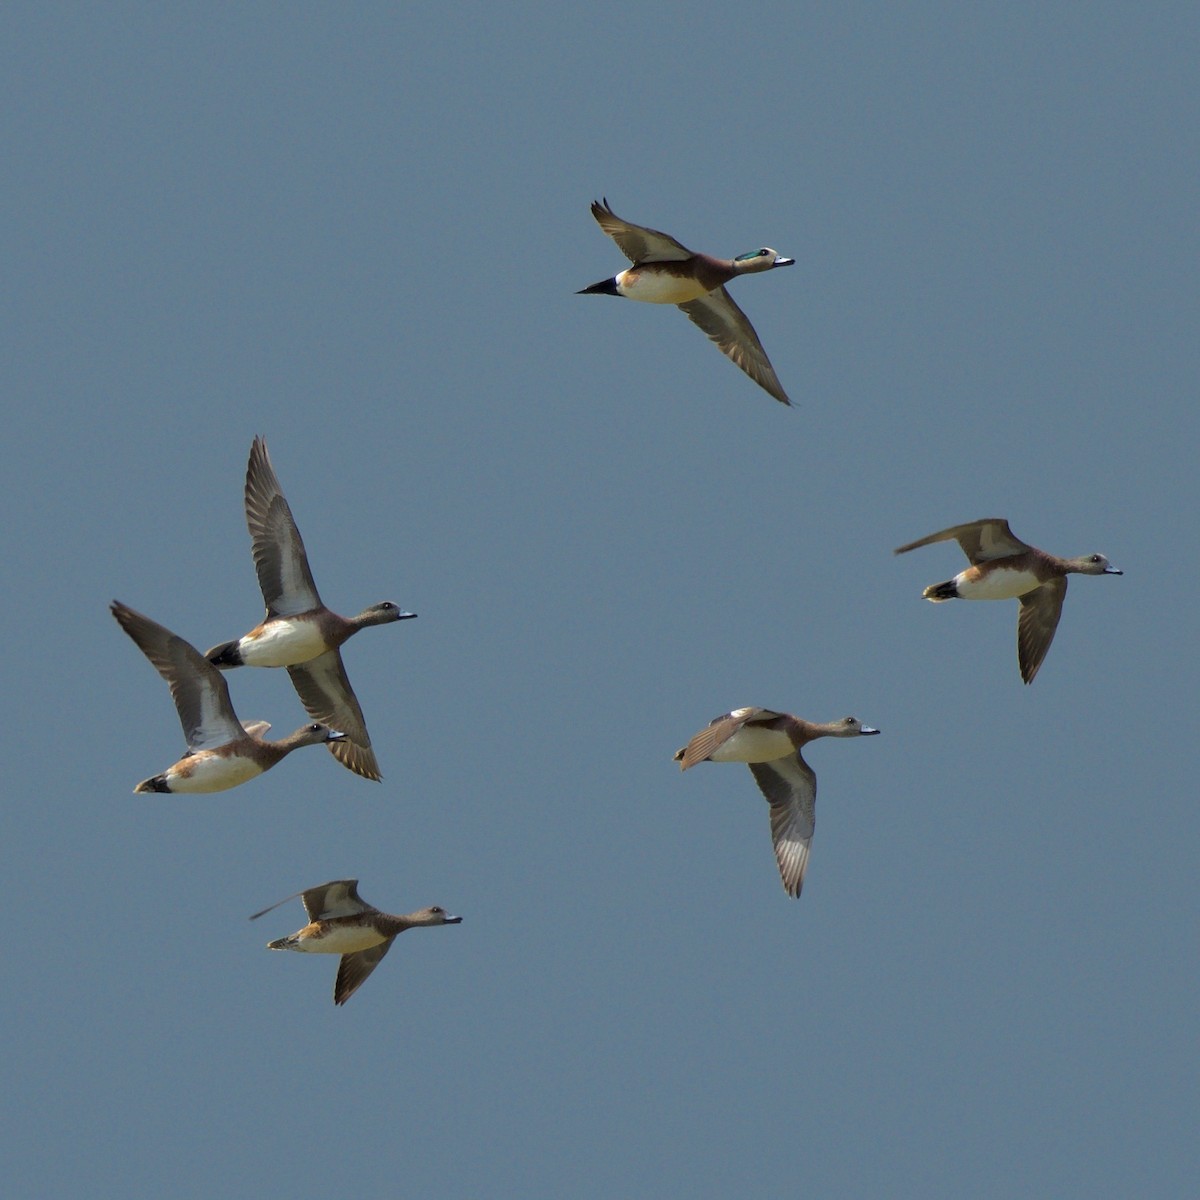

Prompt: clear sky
xmin=4 ymin=4 xmax=1196 ymax=1198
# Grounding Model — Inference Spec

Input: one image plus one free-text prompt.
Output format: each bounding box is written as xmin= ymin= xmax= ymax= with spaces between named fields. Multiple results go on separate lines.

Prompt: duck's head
xmin=295 ymin=722 xmax=348 ymax=746
xmin=732 ymin=247 xmax=795 ymax=274
xmin=1070 ymin=553 xmax=1122 ymax=576
xmin=409 ymin=906 xmax=463 ymax=927
xmin=359 ymin=601 xmax=418 ymax=626
xmin=830 ymin=716 xmax=880 ymax=738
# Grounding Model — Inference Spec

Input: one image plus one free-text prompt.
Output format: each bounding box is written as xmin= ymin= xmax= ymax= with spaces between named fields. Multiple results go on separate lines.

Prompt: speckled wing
xmin=110 ymin=601 xmax=245 ymax=752
xmin=674 ymin=707 xmax=779 ymax=770
xmin=749 ymin=754 xmax=817 ymax=898
xmin=286 ymin=649 xmax=381 ymax=781
xmin=678 ymin=289 xmax=791 ymax=405
xmin=1017 ymin=578 xmax=1067 ymax=684
xmin=894 ymin=518 xmax=1028 ymax=563
xmin=590 ymin=198 xmax=694 ymax=263
xmin=244 ymin=436 xmax=323 ymax=617
xmin=335 ymin=941 xmax=393 ymax=1005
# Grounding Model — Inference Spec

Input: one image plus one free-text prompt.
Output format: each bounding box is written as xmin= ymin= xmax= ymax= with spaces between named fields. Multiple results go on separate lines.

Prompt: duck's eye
xmin=760 ymin=249 xmax=770 ymax=257
xmin=845 ymin=716 xmax=857 ymax=726
xmin=308 ymin=724 xmax=322 ymax=733
xmin=1090 ymin=554 xmax=1102 ymax=563
xmin=431 ymin=906 xmax=444 ymax=914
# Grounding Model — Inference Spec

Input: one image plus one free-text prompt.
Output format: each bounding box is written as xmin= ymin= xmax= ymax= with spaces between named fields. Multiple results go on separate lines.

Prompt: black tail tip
xmin=134 ymin=775 xmax=172 ymax=794
xmin=205 ymin=641 xmax=243 ymax=668
xmin=923 ymin=579 xmax=959 ymax=601
xmin=577 ymin=277 xmax=620 ymax=296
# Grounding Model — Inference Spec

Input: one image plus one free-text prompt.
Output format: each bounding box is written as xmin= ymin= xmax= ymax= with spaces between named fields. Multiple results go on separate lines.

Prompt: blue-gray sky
xmin=4 ymin=5 xmax=1196 ymax=1197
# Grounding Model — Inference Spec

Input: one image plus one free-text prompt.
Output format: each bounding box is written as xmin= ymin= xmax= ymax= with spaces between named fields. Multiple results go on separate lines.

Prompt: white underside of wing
xmin=189 ymin=685 xmax=246 ymax=751
xmin=771 ymin=799 xmax=813 ymax=894
xmin=273 ymin=553 xmax=320 ymax=615
xmin=311 ymin=881 xmax=370 ymax=919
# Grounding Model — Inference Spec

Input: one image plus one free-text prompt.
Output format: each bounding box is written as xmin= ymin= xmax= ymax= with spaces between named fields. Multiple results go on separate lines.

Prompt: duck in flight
xmin=893 ymin=517 xmax=1122 ymax=683
xmin=250 ymin=879 xmax=462 ymax=1005
xmin=674 ymin=707 xmax=879 ymax=898
xmin=205 ymin=437 xmax=416 ymax=781
xmin=579 ymin=199 xmax=794 ymax=405
xmin=111 ymin=600 xmax=344 ymax=793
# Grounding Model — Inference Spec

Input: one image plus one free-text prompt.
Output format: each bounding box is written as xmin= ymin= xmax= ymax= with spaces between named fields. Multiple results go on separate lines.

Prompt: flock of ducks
xmin=112 ymin=437 xmax=442 ymax=1004
xmin=112 ymin=202 xmax=1123 ymax=1004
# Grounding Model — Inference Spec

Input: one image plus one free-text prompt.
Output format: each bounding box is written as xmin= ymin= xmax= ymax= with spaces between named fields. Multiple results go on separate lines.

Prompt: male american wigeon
xmin=205 ymin=437 xmax=416 ymax=781
xmin=674 ymin=707 xmax=879 ymax=898
xmin=579 ymin=199 xmax=794 ymax=405
xmin=893 ymin=518 xmax=1122 ymax=683
xmin=111 ymin=600 xmax=344 ymax=793
xmin=250 ymin=879 xmax=462 ymax=1005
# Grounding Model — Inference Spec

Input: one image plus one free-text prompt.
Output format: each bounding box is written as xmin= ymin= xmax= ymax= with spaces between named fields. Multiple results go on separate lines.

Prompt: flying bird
xmin=205 ymin=436 xmax=416 ymax=781
xmin=251 ymin=879 xmax=461 ymax=1005
xmin=111 ymin=600 xmax=344 ymax=793
xmin=675 ymin=707 xmax=879 ymax=897
xmin=893 ymin=517 xmax=1122 ymax=683
xmin=579 ymin=199 xmax=794 ymax=405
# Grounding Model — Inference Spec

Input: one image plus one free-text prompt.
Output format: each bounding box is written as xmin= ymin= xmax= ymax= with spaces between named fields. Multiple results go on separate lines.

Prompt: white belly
xmin=617 ymin=268 xmax=711 ymax=305
xmin=239 ymin=618 xmax=329 ymax=667
xmin=956 ymin=566 xmax=1043 ymax=600
xmin=709 ymin=725 xmax=795 ymax=763
xmin=297 ymin=924 xmax=386 ymax=955
xmin=167 ymin=752 xmax=263 ymax=793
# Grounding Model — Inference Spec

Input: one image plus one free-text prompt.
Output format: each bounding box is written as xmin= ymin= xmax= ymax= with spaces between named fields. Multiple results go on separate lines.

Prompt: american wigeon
xmin=893 ymin=518 xmax=1122 ymax=683
xmin=111 ymin=600 xmax=345 ymax=793
xmin=674 ymin=707 xmax=879 ymax=898
xmin=250 ymin=879 xmax=462 ymax=1005
xmin=205 ymin=437 xmax=416 ymax=781
xmin=578 ymin=199 xmax=794 ymax=405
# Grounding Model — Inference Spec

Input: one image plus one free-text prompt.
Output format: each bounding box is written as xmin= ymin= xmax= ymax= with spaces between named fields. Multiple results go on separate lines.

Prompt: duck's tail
xmin=134 ymin=774 xmax=171 ymax=793
xmin=923 ymin=579 xmax=959 ymax=602
xmin=204 ymin=639 xmax=243 ymax=668
xmin=577 ymin=276 xmax=620 ymax=296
